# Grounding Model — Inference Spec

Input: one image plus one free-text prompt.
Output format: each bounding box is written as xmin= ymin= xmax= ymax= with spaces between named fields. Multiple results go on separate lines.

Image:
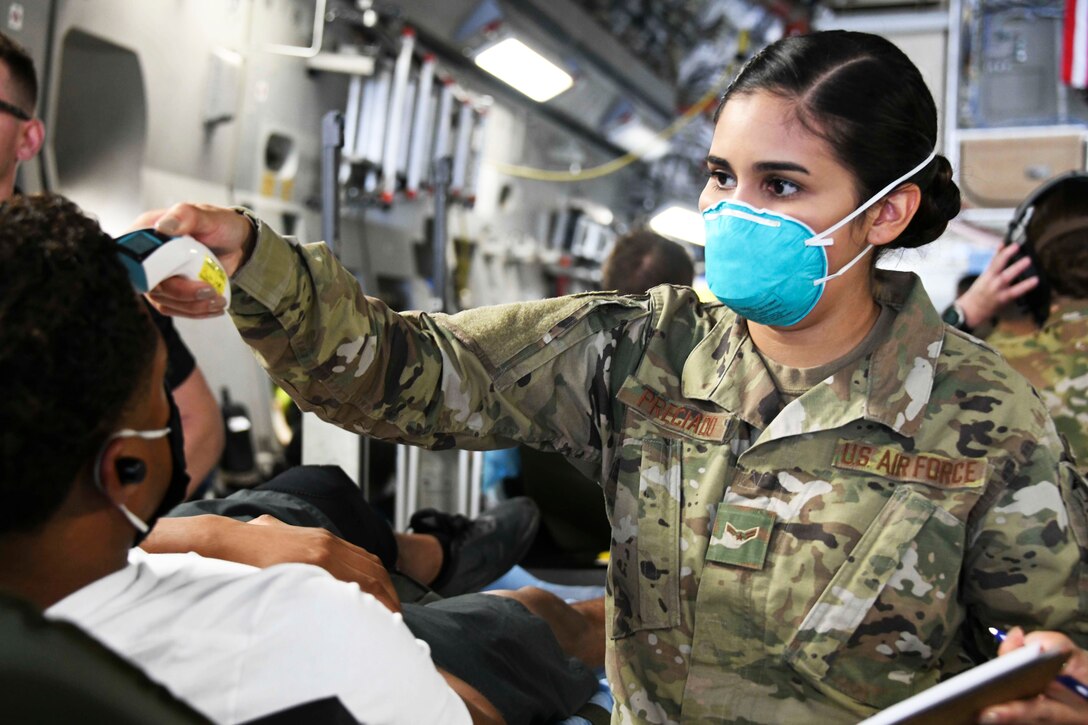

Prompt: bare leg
xmin=395 ymin=532 xmax=443 ymax=585
xmin=486 ymin=588 xmax=606 ymax=669
xmin=439 ymin=669 xmax=506 ymax=725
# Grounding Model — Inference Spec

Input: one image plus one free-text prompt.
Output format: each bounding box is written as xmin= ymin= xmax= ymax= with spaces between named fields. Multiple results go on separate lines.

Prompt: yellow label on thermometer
xmin=199 ymin=256 xmax=228 ymax=295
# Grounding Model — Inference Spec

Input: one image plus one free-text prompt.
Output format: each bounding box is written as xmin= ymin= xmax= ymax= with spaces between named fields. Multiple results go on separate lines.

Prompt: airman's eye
xmin=767 ymin=177 xmax=800 ymax=197
xmin=706 ymin=170 xmax=735 ymax=190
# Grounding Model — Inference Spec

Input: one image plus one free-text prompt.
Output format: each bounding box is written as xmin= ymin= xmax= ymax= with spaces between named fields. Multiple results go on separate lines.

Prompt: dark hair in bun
xmin=716 ymin=30 xmax=961 ymax=251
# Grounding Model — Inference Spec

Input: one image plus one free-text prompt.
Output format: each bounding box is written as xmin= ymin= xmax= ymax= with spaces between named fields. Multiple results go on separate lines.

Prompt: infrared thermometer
xmin=115 ymin=228 xmax=230 ymax=308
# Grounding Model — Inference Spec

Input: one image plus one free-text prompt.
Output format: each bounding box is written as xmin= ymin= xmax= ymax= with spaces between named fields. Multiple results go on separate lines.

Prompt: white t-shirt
xmin=46 ymin=550 xmax=470 ymax=725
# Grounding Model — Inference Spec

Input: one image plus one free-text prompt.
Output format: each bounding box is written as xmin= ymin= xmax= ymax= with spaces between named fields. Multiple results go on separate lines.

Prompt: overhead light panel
xmin=606 ymin=118 xmax=670 ymax=161
xmin=474 ymin=38 xmax=573 ymax=103
xmin=649 ymin=205 xmax=705 ymax=246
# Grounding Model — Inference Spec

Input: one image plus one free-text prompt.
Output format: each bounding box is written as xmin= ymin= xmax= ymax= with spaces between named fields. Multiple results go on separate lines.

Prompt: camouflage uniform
xmin=229 ymin=219 xmax=1088 ymax=724
xmin=992 ymin=299 xmax=1088 ymax=477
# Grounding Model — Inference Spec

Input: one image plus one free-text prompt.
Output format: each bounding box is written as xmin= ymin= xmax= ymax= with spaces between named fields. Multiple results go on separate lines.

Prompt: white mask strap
xmin=116 ymin=503 xmax=150 ymax=534
xmin=91 ymin=427 xmax=170 ymax=536
xmin=813 ymin=243 xmax=874 ymax=286
xmin=811 ymin=150 xmax=938 ymax=245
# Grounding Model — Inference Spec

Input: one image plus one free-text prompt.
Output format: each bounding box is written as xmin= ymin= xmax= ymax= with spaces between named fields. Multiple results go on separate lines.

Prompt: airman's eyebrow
xmin=705 ymin=155 xmax=810 ymax=176
xmin=754 ymin=161 xmax=810 ymax=175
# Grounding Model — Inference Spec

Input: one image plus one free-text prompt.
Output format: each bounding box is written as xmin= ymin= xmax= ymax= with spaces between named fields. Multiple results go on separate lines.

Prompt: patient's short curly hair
xmin=0 ymin=194 xmax=156 ymax=534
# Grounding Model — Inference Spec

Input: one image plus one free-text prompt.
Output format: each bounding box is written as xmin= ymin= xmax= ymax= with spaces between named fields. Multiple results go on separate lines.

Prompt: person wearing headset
xmin=938 ymin=176 xmax=1085 ymax=344
xmin=143 ymin=31 xmax=1088 ymax=724
xmin=985 ymin=173 xmax=1088 ymax=475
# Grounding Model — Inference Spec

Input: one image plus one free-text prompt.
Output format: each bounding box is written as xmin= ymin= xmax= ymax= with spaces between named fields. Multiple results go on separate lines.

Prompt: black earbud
xmin=115 ymin=457 xmax=147 ymax=484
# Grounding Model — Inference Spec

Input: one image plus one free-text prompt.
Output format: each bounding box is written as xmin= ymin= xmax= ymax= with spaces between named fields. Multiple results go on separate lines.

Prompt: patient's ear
xmin=96 ymin=439 xmax=143 ymax=507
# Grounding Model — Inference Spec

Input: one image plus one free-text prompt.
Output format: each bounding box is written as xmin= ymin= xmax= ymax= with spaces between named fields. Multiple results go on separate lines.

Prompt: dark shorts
xmin=402 ymin=594 xmax=597 ymax=725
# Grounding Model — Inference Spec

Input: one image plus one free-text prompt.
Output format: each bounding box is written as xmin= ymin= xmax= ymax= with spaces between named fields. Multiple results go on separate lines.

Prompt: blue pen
xmin=989 ymin=627 xmax=1088 ymax=702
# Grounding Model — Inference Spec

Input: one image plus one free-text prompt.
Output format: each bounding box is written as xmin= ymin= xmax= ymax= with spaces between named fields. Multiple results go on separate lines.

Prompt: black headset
xmin=1003 ymin=171 xmax=1088 ymax=325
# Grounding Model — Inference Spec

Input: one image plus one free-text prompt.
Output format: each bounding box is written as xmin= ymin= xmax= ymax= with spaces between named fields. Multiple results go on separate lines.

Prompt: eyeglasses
xmin=0 ymin=98 xmax=30 ymax=121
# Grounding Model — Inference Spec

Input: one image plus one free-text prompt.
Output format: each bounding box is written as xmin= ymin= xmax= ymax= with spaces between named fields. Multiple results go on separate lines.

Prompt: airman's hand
xmin=130 ymin=203 xmax=256 ymax=318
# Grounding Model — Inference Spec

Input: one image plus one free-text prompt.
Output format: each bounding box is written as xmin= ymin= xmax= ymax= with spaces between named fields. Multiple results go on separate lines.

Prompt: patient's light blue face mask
xmin=702 ymin=151 xmax=936 ymax=327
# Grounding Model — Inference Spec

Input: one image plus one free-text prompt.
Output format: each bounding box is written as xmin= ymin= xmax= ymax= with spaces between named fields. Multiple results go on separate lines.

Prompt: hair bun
xmin=897 ymin=155 xmax=961 ymax=249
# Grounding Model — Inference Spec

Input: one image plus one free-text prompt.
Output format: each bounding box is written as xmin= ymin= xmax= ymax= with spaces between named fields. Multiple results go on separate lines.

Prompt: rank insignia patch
xmin=707 ymin=504 xmax=776 ymax=570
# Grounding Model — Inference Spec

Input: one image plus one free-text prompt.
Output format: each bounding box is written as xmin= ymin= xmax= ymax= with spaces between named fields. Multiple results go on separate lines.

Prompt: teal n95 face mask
xmin=702 ymin=151 xmax=936 ymax=327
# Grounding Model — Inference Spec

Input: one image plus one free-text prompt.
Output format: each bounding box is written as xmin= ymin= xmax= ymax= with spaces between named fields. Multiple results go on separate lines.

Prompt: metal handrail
xmin=265 ymin=0 xmax=328 ymax=58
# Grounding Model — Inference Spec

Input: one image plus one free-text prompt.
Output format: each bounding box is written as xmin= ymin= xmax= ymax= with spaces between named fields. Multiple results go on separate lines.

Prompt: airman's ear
xmin=866 ymin=183 xmax=922 ymax=247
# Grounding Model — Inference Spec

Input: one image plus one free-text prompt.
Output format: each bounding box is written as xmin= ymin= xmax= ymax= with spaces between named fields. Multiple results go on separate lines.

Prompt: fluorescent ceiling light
xmin=474 ymin=38 xmax=573 ymax=103
xmin=606 ymin=118 xmax=670 ymax=161
xmin=649 ymin=205 xmax=705 ymax=246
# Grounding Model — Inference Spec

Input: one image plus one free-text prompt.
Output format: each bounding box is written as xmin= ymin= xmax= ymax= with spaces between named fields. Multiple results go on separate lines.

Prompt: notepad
xmin=859 ymin=644 xmax=1070 ymax=725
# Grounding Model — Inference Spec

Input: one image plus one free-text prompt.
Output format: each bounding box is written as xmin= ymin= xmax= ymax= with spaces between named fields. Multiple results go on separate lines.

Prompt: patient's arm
xmin=142 ymin=514 xmax=401 ymax=612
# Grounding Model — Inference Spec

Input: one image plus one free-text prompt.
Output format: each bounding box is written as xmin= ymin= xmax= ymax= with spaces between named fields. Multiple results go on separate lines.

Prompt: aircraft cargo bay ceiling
xmin=353 ymin=0 xmax=796 ymax=220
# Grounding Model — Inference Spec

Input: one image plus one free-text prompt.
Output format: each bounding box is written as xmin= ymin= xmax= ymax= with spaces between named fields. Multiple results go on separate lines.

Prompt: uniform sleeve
xmin=964 ymin=416 xmax=1088 ymax=651
xmin=228 ymin=218 xmax=649 ymax=460
xmin=240 ymin=565 xmax=471 ymax=725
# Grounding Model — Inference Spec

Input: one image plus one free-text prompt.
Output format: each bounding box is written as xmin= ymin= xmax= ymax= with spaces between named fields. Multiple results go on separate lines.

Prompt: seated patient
xmin=0 ymin=194 xmax=598 ymax=724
